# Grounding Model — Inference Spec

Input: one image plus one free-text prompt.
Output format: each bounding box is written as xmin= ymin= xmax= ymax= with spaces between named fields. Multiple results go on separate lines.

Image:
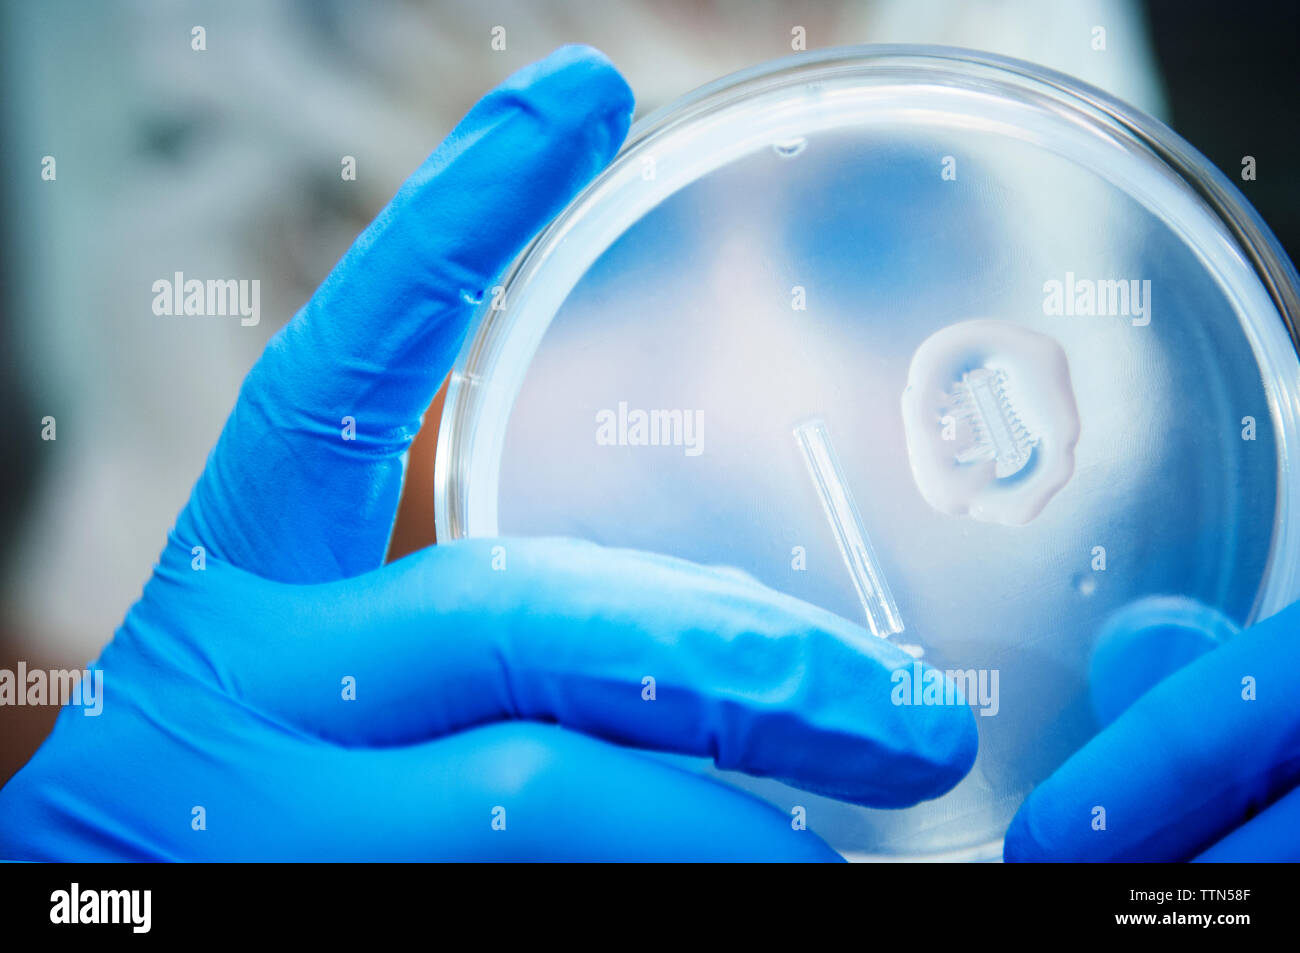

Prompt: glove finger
xmin=1193 ymin=783 xmax=1300 ymax=862
xmin=0 ymin=679 xmax=835 ymax=860
xmin=333 ymin=722 xmax=843 ymax=861
xmin=1087 ymin=596 xmax=1239 ymax=728
xmin=1005 ymin=599 xmax=1300 ymax=862
xmin=174 ymin=45 xmax=634 ymax=583
xmin=164 ymin=537 xmax=977 ymax=808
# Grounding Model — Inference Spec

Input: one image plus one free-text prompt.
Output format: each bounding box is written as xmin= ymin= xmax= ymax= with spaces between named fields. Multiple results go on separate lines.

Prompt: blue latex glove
xmin=0 ymin=46 xmax=976 ymax=862
xmin=1005 ymin=596 xmax=1300 ymax=862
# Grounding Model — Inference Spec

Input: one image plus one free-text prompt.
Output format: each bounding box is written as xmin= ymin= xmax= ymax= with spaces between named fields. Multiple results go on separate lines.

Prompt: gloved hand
xmin=0 ymin=45 xmax=976 ymax=861
xmin=1005 ymin=596 xmax=1300 ymax=862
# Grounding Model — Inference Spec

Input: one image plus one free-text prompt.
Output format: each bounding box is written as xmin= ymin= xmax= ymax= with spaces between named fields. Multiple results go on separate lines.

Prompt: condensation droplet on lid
xmin=772 ymin=137 xmax=807 ymax=158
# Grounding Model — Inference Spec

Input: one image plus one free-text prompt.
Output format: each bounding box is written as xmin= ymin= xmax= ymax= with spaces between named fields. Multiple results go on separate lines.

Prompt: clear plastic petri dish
xmin=435 ymin=45 xmax=1300 ymax=860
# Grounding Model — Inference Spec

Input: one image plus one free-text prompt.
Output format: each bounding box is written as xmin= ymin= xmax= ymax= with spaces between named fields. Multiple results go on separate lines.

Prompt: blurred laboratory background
xmin=1 ymin=0 xmax=1296 ymax=784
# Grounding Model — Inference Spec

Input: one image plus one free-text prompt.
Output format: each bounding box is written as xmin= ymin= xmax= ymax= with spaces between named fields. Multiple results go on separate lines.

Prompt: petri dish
xmin=435 ymin=45 xmax=1300 ymax=860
